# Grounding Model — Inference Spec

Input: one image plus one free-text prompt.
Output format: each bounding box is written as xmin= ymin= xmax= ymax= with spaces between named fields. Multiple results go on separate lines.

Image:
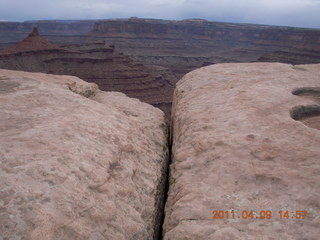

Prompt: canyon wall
xmin=163 ymin=63 xmax=320 ymax=239
xmin=0 ymin=69 xmax=169 ymax=239
xmin=92 ymin=18 xmax=320 ymax=48
xmin=90 ymin=18 xmax=320 ymax=78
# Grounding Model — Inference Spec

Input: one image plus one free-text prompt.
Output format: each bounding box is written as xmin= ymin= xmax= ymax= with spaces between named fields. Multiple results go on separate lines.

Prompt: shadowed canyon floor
xmin=0 ymin=63 xmax=320 ymax=239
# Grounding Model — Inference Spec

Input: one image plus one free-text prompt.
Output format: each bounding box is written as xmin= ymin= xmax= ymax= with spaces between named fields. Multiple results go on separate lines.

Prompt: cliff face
xmin=258 ymin=49 xmax=320 ymax=64
xmin=92 ymin=18 xmax=320 ymax=47
xmin=0 ymin=28 xmax=175 ymax=115
xmin=163 ymin=63 xmax=320 ymax=239
xmin=90 ymin=18 xmax=320 ymax=78
xmin=0 ymin=69 xmax=169 ymax=239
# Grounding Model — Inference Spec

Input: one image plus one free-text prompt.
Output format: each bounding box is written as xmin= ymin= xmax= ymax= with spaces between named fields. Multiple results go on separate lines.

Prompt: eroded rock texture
xmin=164 ymin=63 xmax=320 ymax=239
xmin=0 ymin=69 xmax=169 ymax=239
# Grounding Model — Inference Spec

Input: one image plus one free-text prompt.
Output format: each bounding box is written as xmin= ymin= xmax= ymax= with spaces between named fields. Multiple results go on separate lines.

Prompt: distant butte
xmin=28 ymin=27 xmax=39 ymax=36
xmin=0 ymin=27 xmax=63 ymax=55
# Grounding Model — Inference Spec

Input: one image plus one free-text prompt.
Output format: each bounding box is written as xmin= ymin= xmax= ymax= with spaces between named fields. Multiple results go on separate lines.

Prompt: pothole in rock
xmin=67 ymin=82 xmax=97 ymax=98
xmin=290 ymin=105 xmax=320 ymax=130
xmin=291 ymin=87 xmax=320 ymax=130
xmin=292 ymin=87 xmax=320 ymax=103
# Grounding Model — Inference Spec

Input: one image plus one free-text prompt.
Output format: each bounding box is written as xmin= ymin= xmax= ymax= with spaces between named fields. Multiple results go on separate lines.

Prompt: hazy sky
xmin=1 ymin=0 xmax=320 ymax=28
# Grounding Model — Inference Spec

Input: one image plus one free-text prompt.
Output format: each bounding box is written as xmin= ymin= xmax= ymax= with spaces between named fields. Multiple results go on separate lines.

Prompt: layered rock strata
xmin=90 ymin=18 xmax=320 ymax=79
xmin=0 ymin=69 xmax=169 ymax=239
xmin=258 ymin=49 xmax=320 ymax=65
xmin=163 ymin=63 xmax=320 ymax=239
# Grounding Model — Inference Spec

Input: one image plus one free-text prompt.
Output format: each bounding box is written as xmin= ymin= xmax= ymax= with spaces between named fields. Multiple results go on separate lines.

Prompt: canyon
xmin=0 ymin=27 xmax=175 ymax=115
xmin=0 ymin=18 xmax=320 ymax=81
xmin=90 ymin=18 xmax=320 ymax=78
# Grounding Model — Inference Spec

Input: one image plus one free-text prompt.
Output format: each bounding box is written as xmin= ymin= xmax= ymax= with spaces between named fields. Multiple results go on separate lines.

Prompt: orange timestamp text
xmin=212 ymin=210 xmax=307 ymax=220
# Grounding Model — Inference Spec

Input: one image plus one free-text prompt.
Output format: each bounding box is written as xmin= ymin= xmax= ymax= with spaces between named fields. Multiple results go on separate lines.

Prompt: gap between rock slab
xmin=66 ymin=74 xmax=173 ymax=239
xmin=156 ymin=122 xmax=173 ymax=240
xmin=66 ymin=78 xmax=172 ymax=239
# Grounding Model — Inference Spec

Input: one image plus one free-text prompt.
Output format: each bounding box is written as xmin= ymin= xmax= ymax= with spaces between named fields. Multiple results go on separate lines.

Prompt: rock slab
xmin=0 ymin=69 xmax=168 ymax=239
xmin=163 ymin=63 xmax=320 ymax=239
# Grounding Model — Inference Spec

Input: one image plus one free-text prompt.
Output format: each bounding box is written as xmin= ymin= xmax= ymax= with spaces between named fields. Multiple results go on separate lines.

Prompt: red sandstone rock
xmin=163 ymin=63 xmax=320 ymax=239
xmin=0 ymin=69 xmax=168 ymax=239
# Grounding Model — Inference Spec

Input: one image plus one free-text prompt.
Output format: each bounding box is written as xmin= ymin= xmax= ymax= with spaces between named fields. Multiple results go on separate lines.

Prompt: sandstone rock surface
xmin=163 ymin=63 xmax=320 ymax=239
xmin=0 ymin=69 xmax=168 ymax=239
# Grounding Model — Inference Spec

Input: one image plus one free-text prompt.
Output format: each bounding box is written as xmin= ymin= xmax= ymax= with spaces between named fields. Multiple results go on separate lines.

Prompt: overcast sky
xmin=0 ymin=0 xmax=320 ymax=28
